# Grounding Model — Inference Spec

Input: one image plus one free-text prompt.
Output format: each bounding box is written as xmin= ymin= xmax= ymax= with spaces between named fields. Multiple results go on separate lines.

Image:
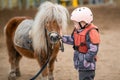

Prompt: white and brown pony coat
xmin=4 ymin=1 xmax=69 ymax=80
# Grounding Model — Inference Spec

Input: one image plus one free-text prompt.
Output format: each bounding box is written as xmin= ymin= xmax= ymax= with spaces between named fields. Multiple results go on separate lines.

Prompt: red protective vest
xmin=73 ymin=24 xmax=100 ymax=53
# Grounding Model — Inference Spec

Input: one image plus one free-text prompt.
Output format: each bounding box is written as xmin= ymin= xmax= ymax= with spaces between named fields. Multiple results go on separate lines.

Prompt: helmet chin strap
xmin=79 ymin=22 xmax=88 ymax=29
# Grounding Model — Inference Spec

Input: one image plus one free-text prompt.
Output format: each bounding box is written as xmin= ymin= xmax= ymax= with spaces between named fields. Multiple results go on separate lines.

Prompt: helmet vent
xmin=83 ymin=7 xmax=85 ymax=9
xmin=79 ymin=9 xmax=81 ymax=11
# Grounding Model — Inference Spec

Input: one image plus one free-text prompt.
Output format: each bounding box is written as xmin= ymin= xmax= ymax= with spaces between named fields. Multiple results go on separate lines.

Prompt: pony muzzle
xmin=49 ymin=33 xmax=60 ymax=44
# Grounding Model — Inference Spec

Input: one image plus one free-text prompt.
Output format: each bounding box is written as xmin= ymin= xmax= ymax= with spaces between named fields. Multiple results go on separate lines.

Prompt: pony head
xmin=31 ymin=1 xmax=69 ymax=53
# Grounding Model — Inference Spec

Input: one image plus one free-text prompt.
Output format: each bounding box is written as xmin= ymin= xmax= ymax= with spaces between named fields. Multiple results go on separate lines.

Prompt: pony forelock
xmin=31 ymin=1 xmax=69 ymax=53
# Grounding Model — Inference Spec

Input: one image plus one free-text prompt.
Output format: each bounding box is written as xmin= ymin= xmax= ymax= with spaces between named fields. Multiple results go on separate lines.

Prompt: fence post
xmin=0 ymin=0 xmax=5 ymax=10
xmin=26 ymin=0 xmax=30 ymax=9
xmin=8 ymin=0 xmax=12 ymax=9
xmin=40 ymin=0 xmax=46 ymax=4
xmin=89 ymin=0 xmax=95 ymax=4
xmin=78 ymin=0 xmax=83 ymax=5
xmin=109 ymin=0 xmax=113 ymax=4
xmin=33 ymin=0 xmax=39 ymax=7
xmin=72 ymin=0 xmax=78 ymax=7
xmin=18 ymin=0 xmax=22 ymax=10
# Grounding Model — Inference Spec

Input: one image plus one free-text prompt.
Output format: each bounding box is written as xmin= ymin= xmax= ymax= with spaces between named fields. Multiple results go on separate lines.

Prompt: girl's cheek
xmin=75 ymin=25 xmax=80 ymax=30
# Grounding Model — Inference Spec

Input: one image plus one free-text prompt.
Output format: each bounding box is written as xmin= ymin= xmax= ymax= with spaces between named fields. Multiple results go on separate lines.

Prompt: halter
xmin=30 ymin=27 xmax=64 ymax=80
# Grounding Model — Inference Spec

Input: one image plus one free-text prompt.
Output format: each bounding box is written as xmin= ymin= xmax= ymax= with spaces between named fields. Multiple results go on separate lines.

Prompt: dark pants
xmin=79 ymin=70 xmax=95 ymax=80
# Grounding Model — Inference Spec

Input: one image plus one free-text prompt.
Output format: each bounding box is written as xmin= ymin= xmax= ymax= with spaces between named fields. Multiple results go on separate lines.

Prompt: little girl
xmin=62 ymin=7 xmax=100 ymax=80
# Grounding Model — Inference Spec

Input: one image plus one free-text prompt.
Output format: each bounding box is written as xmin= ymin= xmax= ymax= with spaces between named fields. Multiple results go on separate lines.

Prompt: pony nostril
xmin=53 ymin=37 xmax=57 ymax=41
xmin=50 ymin=36 xmax=59 ymax=43
xmin=51 ymin=36 xmax=56 ymax=41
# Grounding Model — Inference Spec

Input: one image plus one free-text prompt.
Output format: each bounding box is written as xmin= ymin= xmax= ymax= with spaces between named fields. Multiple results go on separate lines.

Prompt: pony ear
xmin=45 ymin=21 xmax=50 ymax=27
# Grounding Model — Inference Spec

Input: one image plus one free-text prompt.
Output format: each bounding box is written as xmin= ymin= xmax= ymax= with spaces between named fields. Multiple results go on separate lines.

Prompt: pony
xmin=4 ymin=1 xmax=69 ymax=80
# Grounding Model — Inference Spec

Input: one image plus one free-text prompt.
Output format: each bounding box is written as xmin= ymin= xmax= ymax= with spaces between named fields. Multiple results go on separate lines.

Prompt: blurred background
xmin=0 ymin=0 xmax=120 ymax=34
xmin=0 ymin=0 xmax=120 ymax=80
xmin=0 ymin=0 xmax=119 ymax=10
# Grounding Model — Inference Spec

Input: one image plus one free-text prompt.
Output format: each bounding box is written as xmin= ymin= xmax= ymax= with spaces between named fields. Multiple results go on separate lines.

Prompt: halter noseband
xmin=45 ymin=28 xmax=64 ymax=52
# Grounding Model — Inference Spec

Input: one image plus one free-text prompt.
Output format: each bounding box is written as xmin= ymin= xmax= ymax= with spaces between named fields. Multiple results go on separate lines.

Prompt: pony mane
xmin=31 ymin=1 xmax=69 ymax=53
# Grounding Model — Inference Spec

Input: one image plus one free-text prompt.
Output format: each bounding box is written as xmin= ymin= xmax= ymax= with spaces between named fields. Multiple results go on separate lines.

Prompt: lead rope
xmin=30 ymin=29 xmax=50 ymax=80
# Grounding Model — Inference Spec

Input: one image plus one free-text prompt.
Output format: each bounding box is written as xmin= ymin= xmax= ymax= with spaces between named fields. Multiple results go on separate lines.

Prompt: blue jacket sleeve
xmin=62 ymin=35 xmax=74 ymax=45
xmin=85 ymin=32 xmax=99 ymax=62
xmin=85 ymin=43 xmax=99 ymax=62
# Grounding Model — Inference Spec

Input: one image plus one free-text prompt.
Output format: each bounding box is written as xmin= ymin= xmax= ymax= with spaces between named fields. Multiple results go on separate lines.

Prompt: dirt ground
xmin=0 ymin=5 xmax=120 ymax=80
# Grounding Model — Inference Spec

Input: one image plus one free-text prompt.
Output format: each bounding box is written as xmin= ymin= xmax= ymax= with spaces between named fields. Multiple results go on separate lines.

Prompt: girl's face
xmin=73 ymin=21 xmax=87 ymax=30
xmin=73 ymin=21 xmax=80 ymax=30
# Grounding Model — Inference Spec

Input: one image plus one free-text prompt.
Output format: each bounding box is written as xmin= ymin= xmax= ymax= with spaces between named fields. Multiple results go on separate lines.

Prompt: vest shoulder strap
xmin=86 ymin=28 xmax=100 ymax=45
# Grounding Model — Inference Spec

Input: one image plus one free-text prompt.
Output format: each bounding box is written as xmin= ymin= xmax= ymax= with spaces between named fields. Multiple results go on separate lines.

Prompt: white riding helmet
xmin=71 ymin=7 xmax=93 ymax=24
